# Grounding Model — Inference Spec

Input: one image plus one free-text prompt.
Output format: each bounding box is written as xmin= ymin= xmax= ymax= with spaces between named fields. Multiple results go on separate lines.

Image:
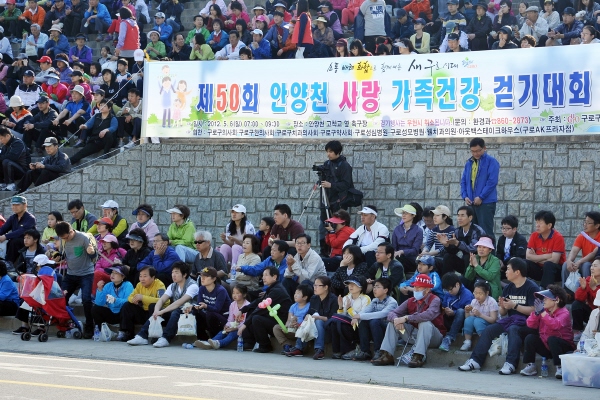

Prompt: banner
xmin=141 ymin=46 xmax=600 ymax=139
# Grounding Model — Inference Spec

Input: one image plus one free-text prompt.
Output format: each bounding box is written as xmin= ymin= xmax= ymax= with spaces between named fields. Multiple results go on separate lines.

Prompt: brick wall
xmin=4 ymin=137 xmax=599 ymax=248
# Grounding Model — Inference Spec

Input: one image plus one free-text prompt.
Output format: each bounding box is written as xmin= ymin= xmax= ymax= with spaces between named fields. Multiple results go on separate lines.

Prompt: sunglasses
xmin=194 ymin=240 xmax=207 ymax=244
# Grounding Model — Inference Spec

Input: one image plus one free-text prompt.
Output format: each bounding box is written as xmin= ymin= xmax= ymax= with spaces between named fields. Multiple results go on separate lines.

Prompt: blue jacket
xmin=0 ymin=274 xmax=19 ymax=305
xmin=137 ymin=246 xmax=180 ymax=273
xmin=152 ymin=22 xmax=173 ymax=44
xmin=265 ymin=24 xmax=289 ymax=50
xmin=208 ymin=30 xmax=229 ymax=52
xmin=441 ymin=284 xmax=474 ymax=310
xmin=84 ymin=3 xmax=112 ymax=26
xmin=95 ymin=281 xmax=134 ymax=313
xmin=239 ymin=256 xmax=288 ymax=283
xmin=460 ymin=152 xmax=500 ymax=204
xmin=0 ymin=211 xmax=36 ymax=240
xmin=555 ymin=20 xmax=584 ymax=45
xmin=391 ymin=20 xmax=415 ymax=40
xmin=399 ymin=271 xmax=443 ymax=298
xmin=251 ymin=38 xmax=271 ymax=59
xmin=44 ymin=35 xmax=70 ymax=56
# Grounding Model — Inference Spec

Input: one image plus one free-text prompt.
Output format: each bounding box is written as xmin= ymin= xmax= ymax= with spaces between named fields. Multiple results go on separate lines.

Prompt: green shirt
xmin=2 ymin=8 xmax=22 ymax=21
xmin=146 ymin=41 xmax=166 ymax=59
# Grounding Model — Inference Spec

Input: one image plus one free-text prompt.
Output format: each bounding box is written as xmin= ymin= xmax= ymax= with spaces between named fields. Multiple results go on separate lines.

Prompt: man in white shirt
xmin=519 ymin=6 xmax=548 ymax=42
xmin=344 ymin=205 xmax=390 ymax=267
xmin=215 ymin=30 xmax=247 ymax=60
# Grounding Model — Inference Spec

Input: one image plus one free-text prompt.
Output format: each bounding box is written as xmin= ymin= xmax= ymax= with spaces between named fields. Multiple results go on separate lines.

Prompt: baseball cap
xmin=200 ymin=267 xmax=218 ymax=279
xmin=16 ymin=53 xmax=28 ymax=60
xmin=36 ymin=96 xmax=49 ymax=104
xmin=155 ymin=11 xmax=165 ymax=18
xmin=499 ymin=25 xmax=512 ymax=35
xmin=75 ymin=33 xmax=87 ymax=40
xmin=231 ymin=204 xmax=246 ymax=213
xmin=37 ymin=55 xmax=52 ymax=64
xmin=134 ymin=49 xmax=145 ymax=61
xmin=99 ymin=234 xmax=118 ymax=244
xmin=33 ymin=254 xmax=55 ymax=266
xmin=445 ymin=21 xmax=457 ymax=32
xmin=414 ymin=18 xmax=426 ymax=25
xmin=336 ymin=38 xmax=348 ymax=47
xmin=357 ymin=206 xmax=377 ymax=216
xmin=42 ymin=137 xmax=59 ymax=146
xmin=94 ymin=217 xmax=114 ymax=226
xmin=252 ymin=28 xmax=264 ymax=35
xmin=418 ymin=255 xmax=435 ymax=266
xmin=397 ymin=9 xmax=407 ymax=18
xmin=325 ymin=216 xmax=345 ymax=224
xmin=11 ymin=196 xmax=27 ymax=205
xmin=93 ymin=89 xmax=106 ymax=97
xmin=166 ymin=207 xmax=183 ymax=214
xmin=447 ymin=32 xmax=460 ymax=41
xmin=411 ymin=274 xmax=434 ymax=288
xmin=394 ymin=204 xmax=417 ymax=217
xmin=105 ymin=265 xmax=127 ymax=276
xmin=344 ymin=279 xmax=362 ymax=288
xmin=101 ymin=200 xmax=119 ymax=209
xmin=447 ymin=0 xmax=459 ymax=4
xmin=432 ymin=205 xmax=451 ymax=216
xmin=563 ymin=6 xmax=575 ymax=14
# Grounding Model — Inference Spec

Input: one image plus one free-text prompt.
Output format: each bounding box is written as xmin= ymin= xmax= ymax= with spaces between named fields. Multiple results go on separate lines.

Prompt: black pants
xmin=525 ymin=260 xmax=561 ymax=289
xmin=120 ymin=302 xmax=156 ymax=337
xmin=522 ymin=332 xmax=573 ymax=366
xmin=363 ymin=35 xmax=377 ymax=54
xmin=441 ymin=252 xmax=468 ymax=276
xmin=329 ymin=318 xmax=357 ymax=354
xmin=91 ymin=304 xmax=121 ymax=326
xmin=193 ymin=310 xmax=227 ymax=340
xmin=59 ymin=115 xmax=87 ymax=138
xmin=24 ymin=127 xmax=61 ymax=150
xmin=18 ymin=169 xmax=62 ymax=192
xmin=63 ymin=15 xmax=84 ymax=38
xmin=242 ymin=313 xmax=277 ymax=349
xmin=571 ymin=300 xmax=592 ymax=331
xmin=156 ymin=272 xmax=173 ymax=287
xmin=397 ymin=254 xmax=417 ymax=274
xmin=70 ymin=134 xmax=115 ymax=164
xmin=6 ymin=237 xmax=24 ymax=264
xmin=0 ymin=300 xmax=18 ymax=316
xmin=117 ymin=116 xmax=142 ymax=140
xmin=0 ymin=159 xmax=26 ymax=185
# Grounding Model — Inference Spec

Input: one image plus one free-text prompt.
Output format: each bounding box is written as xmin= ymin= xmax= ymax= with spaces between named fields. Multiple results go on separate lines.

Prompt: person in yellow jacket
xmin=88 ymin=200 xmax=129 ymax=246
xmin=117 ymin=265 xmax=168 ymax=342
xmin=166 ymin=205 xmax=197 ymax=262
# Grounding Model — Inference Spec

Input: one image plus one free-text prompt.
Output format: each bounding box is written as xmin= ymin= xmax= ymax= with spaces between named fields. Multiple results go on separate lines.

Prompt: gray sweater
xmin=360 ymin=0 xmax=387 ymax=37
xmin=63 ymin=232 xmax=95 ymax=276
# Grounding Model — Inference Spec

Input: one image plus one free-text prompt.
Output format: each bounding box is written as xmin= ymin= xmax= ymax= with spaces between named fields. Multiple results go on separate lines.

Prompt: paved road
xmin=0 ymin=352 xmax=508 ymax=400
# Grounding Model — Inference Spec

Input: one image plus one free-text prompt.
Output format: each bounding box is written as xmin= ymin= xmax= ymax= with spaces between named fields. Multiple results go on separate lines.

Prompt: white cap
xmin=252 ymin=28 xmax=264 ymax=35
xmin=8 ymin=96 xmax=23 ymax=107
xmin=357 ymin=207 xmax=377 ymax=216
xmin=231 ymin=204 xmax=246 ymax=213
xmin=33 ymin=254 xmax=55 ymax=265
xmin=166 ymin=207 xmax=183 ymax=215
xmin=133 ymin=49 xmax=145 ymax=61
xmin=101 ymin=200 xmax=119 ymax=209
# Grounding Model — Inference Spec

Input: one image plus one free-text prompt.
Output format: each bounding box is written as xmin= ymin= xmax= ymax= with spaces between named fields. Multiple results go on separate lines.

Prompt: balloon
xmin=258 ymin=297 xmax=287 ymax=333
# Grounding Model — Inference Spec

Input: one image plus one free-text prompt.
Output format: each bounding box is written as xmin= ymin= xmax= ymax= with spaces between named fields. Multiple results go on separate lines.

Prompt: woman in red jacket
xmin=572 ymin=257 xmax=600 ymax=339
xmin=114 ymin=7 xmax=140 ymax=64
xmin=322 ymin=210 xmax=355 ymax=273
xmin=291 ymin=0 xmax=313 ymax=57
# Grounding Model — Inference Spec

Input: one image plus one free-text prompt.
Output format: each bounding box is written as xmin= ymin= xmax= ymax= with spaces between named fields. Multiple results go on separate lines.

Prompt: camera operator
xmin=315 ymin=140 xmax=355 ymax=256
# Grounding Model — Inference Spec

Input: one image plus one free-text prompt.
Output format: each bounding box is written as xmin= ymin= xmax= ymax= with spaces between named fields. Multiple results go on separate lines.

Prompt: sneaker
xmin=118 ymin=139 xmax=125 ymax=148
xmin=285 ymin=347 xmax=304 ymax=357
xmin=116 ymin=331 xmax=128 ymax=342
xmin=83 ymin=327 xmax=94 ymax=339
xmin=12 ymin=326 xmax=29 ymax=335
xmin=5 ymin=183 xmax=17 ymax=191
xmin=332 ymin=353 xmax=342 ymax=359
xmin=124 ymin=141 xmax=136 ymax=149
xmin=439 ymin=336 xmax=452 ymax=352
xmin=460 ymin=340 xmax=472 ymax=351
xmin=352 ymin=350 xmax=371 ymax=361
xmin=104 ymin=34 xmax=112 ymax=41
xmin=555 ymin=366 xmax=562 ymax=379
xmin=127 ymin=335 xmax=149 ymax=346
xmin=208 ymin=339 xmax=220 ymax=349
xmin=371 ymin=350 xmax=382 ymax=362
xmin=520 ymin=363 xmax=537 ymax=376
xmin=313 ymin=348 xmax=324 ymax=360
xmin=281 ymin=344 xmax=291 ymax=355
xmin=10 ymin=38 xmax=21 ymax=44
xmin=399 ymin=349 xmax=414 ymax=365
xmin=252 ymin=345 xmax=272 ymax=353
xmin=194 ymin=340 xmax=211 ymax=350
xmin=458 ymin=358 xmax=481 ymax=371
xmin=341 ymin=349 xmax=356 ymax=360
xmin=73 ymin=140 xmax=85 ymax=148
xmin=30 ymin=328 xmax=45 ymax=336
xmin=499 ymin=362 xmax=516 ymax=375
xmin=371 ymin=350 xmax=394 ymax=366
xmin=95 ymin=34 xmax=103 ymax=42
xmin=408 ymin=353 xmax=425 ymax=368
xmin=153 ymin=337 xmax=170 ymax=348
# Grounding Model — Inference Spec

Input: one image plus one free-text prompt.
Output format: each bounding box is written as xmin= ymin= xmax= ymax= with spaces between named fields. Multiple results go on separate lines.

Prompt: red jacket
xmin=119 ymin=19 xmax=140 ymax=52
xmin=403 ymin=0 xmax=432 ymax=22
xmin=389 ymin=292 xmax=446 ymax=335
xmin=292 ymin=12 xmax=313 ymax=45
xmin=574 ymin=276 xmax=600 ymax=310
xmin=526 ymin=307 xmax=574 ymax=350
xmin=325 ymin=226 xmax=355 ymax=257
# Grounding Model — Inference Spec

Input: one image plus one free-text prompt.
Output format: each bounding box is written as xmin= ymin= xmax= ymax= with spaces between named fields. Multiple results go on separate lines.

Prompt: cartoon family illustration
xmin=158 ymin=64 xmax=193 ymax=128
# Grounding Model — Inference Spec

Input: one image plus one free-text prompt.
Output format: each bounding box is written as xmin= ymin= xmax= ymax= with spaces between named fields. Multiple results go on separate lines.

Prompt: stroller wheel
xmin=56 ymin=331 xmax=66 ymax=338
xmin=73 ymin=331 xmax=82 ymax=339
xmin=21 ymin=332 xmax=31 ymax=341
xmin=38 ymin=333 xmax=49 ymax=342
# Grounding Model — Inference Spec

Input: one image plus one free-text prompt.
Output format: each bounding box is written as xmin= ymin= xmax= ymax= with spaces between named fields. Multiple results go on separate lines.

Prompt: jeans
xmin=358 ymin=318 xmax=387 ymax=353
xmin=62 ymin=273 xmax=94 ymax=330
xmin=296 ymin=318 xmax=327 ymax=351
xmin=175 ymin=245 xmax=198 ymax=263
xmin=212 ymin=330 xmax=238 ymax=347
xmin=522 ymin=333 xmax=574 ymax=366
xmin=138 ymin=307 xmax=181 ymax=342
xmin=463 ymin=315 xmax=491 ymax=336
xmin=444 ymin=308 xmax=465 ymax=340
xmin=470 ymin=322 xmax=525 ymax=368
xmin=471 ymin=202 xmax=496 ymax=243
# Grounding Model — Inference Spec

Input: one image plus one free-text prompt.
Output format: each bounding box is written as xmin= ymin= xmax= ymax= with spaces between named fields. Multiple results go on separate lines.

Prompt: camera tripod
xmin=299 ymin=179 xmax=331 ymax=222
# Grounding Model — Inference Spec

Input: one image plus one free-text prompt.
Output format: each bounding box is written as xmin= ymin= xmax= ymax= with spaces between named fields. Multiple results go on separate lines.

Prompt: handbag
xmin=176 ymin=313 xmax=197 ymax=336
xmin=565 ymin=271 xmax=582 ymax=293
xmin=148 ymin=316 xmax=164 ymax=338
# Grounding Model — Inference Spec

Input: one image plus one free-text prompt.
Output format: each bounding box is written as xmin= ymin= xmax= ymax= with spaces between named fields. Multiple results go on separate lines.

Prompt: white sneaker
xmin=194 ymin=340 xmax=211 ymax=350
xmin=499 ymin=362 xmax=516 ymax=375
xmin=460 ymin=340 xmax=472 ymax=351
xmin=127 ymin=335 xmax=149 ymax=346
xmin=555 ymin=366 xmax=562 ymax=379
xmin=208 ymin=339 xmax=220 ymax=349
xmin=124 ymin=141 xmax=136 ymax=149
xmin=458 ymin=358 xmax=481 ymax=371
xmin=5 ymin=183 xmax=16 ymax=191
xmin=520 ymin=363 xmax=537 ymax=376
xmin=153 ymin=337 xmax=170 ymax=348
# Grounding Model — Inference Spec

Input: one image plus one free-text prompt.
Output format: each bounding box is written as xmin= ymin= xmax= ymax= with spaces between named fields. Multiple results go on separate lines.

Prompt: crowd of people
xmin=0 ymin=138 xmax=597 ymax=381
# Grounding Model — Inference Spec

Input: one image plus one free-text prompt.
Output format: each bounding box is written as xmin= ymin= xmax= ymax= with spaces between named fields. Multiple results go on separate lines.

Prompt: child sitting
xmin=330 ymin=276 xmax=371 ymax=358
xmin=438 ymin=272 xmax=474 ymax=351
xmin=461 ymin=280 xmax=498 ymax=351
xmin=42 ymin=211 xmax=63 ymax=248
xmin=115 ymin=59 xmax=131 ymax=84
xmin=255 ymin=216 xmax=274 ymax=254
xmin=273 ymin=283 xmax=312 ymax=354
xmin=194 ymin=284 xmax=250 ymax=349
xmin=399 ymin=255 xmax=442 ymax=302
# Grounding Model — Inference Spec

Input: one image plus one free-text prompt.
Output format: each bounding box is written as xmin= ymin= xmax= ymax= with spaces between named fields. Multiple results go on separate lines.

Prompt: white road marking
xmin=174 ymin=380 xmax=344 ymax=398
xmin=63 ymin=375 xmax=166 ymax=381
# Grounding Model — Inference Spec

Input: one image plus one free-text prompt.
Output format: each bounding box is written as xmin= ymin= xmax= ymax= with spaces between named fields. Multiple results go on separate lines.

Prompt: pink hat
xmin=256 ymin=15 xmax=268 ymax=22
xmin=100 ymin=234 xmax=118 ymax=244
xmin=474 ymin=237 xmax=495 ymax=250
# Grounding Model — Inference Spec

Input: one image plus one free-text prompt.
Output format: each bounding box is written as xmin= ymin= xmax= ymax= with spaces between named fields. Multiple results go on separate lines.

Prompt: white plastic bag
xmin=295 ymin=47 xmax=305 ymax=59
xmin=177 ymin=313 xmax=197 ymax=336
xmin=148 ymin=316 xmax=164 ymax=338
xmin=565 ymin=271 xmax=582 ymax=293
xmin=294 ymin=314 xmax=318 ymax=342
xmin=99 ymin=322 xmax=116 ymax=342
xmin=488 ymin=333 xmax=507 ymax=357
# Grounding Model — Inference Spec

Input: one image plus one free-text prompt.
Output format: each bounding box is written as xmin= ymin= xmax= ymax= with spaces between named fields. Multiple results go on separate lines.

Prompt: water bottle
xmin=579 ymin=338 xmax=586 ymax=354
xmin=540 ymin=357 xmax=548 ymax=378
xmin=231 ymin=267 xmax=236 ymax=280
xmin=93 ymin=325 xmax=100 ymax=342
xmin=182 ymin=343 xmax=194 ymax=349
xmin=237 ymin=336 xmax=244 ymax=352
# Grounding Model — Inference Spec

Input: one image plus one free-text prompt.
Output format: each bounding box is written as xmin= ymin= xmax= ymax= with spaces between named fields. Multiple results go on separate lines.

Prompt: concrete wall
xmin=3 ymin=137 xmax=599 ymax=248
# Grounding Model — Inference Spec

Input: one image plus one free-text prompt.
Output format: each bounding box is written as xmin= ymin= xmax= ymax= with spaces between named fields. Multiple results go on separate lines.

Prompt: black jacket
xmin=0 ymin=135 xmax=30 ymax=168
xmin=322 ymin=155 xmax=354 ymax=206
xmin=332 ymin=262 xmax=369 ymax=294
xmin=466 ymin=15 xmax=492 ymax=51
xmin=308 ymin=291 xmax=338 ymax=318
xmin=496 ymin=231 xmax=528 ymax=264
xmin=168 ymin=44 xmax=192 ymax=61
xmin=42 ymin=150 xmax=72 ymax=175
xmin=32 ymin=108 xmax=59 ymax=132
xmin=241 ymin=281 xmax=292 ymax=321
xmin=14 ymin=243 xmax=46 ymax=274
xmin=123 ymin=246 xmax=152 ymax=282
xmin=0 ymin=211 xmax=37 ymax=241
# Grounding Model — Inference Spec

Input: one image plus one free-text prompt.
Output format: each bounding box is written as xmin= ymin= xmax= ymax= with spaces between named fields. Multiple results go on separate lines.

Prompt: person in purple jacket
xmin=68 ymin=33 xmax=93 ymax=67
xmin=391 ymin=204 xmax=424 ymax=274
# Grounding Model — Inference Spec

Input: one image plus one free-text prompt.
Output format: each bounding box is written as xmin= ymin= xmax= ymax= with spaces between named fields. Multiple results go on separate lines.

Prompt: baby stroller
xmin=17 ymin=267 xmax=83 ymax=342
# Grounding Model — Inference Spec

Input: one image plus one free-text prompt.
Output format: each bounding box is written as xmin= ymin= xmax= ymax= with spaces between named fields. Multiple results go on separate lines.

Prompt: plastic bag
xmin=565 ymin=271 xmax=582 ymax=293
xmin=177 ymin=313 xmax=197 ymax=336
xmin=148 ymin=316 xmax=164 ymax=338
xmin=488 ymin=333 xmax=507 ymax=357
xmin=295 ymin=314 xmax=318 ymax=342
xmin=99 ymin=322 xmax=116 ymax=342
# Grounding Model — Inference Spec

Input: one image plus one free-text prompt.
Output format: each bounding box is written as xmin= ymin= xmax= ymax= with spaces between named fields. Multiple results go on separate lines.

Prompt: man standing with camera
xmin=316 ymin=140 xmax=357 ymax=256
